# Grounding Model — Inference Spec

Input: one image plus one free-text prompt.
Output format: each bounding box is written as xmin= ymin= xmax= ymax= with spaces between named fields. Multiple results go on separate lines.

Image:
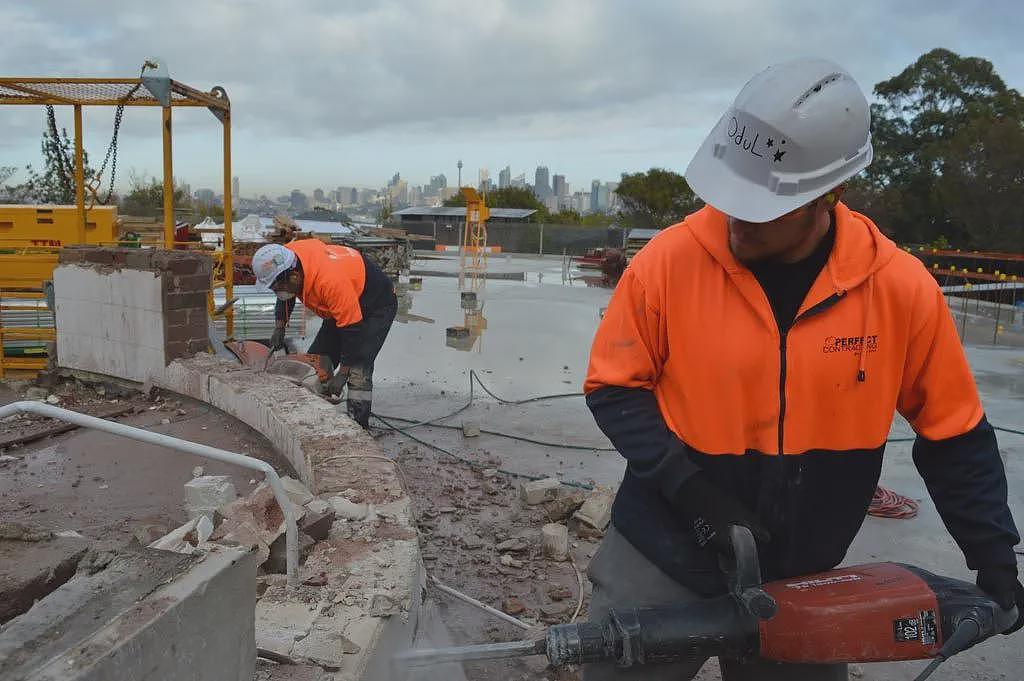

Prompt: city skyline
xmin=3 ymin=2 xmax=1020 ymax=198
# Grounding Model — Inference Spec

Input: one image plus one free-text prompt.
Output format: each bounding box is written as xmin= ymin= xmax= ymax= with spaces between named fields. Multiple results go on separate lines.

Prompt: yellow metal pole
xmin=73 ymin=105 xmax=85 ymax=242
xmin=222 ymin=111 xmax=234 ymax=337
xmin=162 ymin=106 xmax=174 ymax=248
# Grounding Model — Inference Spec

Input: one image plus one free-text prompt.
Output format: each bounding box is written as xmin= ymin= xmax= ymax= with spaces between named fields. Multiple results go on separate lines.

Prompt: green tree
xmin=443 ymin=186 xmax=548 ymax=222
xmin=23 ymin=126 xmax=97 ymax=204
xmin=935 ymin=114 xmax=1024 ymax=252
xmin=120 ymin=173 xmax=192 ymax=218
xmin=615 ymin=168 xmax=701 ymax=229
xmin=855 ymin=48 xmax=1024 ymax=246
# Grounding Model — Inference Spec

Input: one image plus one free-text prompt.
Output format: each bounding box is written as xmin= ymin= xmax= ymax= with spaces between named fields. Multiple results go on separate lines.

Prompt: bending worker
xmin=251 ymin=240 xmax=397 ymax=428
xmin=584 ymin=58 xmax=1021 ymax=680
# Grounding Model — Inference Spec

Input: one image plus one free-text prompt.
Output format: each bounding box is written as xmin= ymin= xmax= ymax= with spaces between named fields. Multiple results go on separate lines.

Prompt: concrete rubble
xmin=184 ymin=474 xmax=237 ymax=521
xmin=572 ymin=485 xmax=615 ymax=531
xmin=519 ymin=477 xmax=562 ymax=505
xmin=541 ymin=523 xmax=569 ymax=561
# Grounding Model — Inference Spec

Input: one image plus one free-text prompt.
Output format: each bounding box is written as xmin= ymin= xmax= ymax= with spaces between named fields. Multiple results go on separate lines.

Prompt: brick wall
xmin=54 ymin=247 xmax=213 ymax=381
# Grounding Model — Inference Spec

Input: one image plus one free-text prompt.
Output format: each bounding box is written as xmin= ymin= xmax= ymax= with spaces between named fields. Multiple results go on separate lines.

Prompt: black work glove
xmin=324 ymin=366 xmax=350 ymax=397
xmin=977 ymin=565 xmax=1024 ymax=635
xmin=269 ymin=327 xmax=286 ymax=352
xmin=673 ymin=471 xmax=770 ymax=557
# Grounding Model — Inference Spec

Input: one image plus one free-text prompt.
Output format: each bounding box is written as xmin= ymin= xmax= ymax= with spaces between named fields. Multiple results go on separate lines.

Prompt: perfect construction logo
xmin=822 ymin=335 xmax=879 ymax=354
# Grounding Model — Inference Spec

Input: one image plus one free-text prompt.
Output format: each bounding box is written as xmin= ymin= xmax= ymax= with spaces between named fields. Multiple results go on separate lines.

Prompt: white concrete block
xmin=572 ymin=487 xmax=615 ymax=531
xmin=541 ymin=523 xmax=569 ymax=561
xmin=280 ymin=476 xmax=314 ymax=507
xmin=519 ymin=477 xmax=561 ymax=505
xmin=108 ymin=268 xmax=164 ymax=311
xmin=184 ymin=476 xmax=237 ymax=520
xmin=54 ymin=265 xmax=111 ymax=305
xmin=330 ymin=496 xmax=368 ymax=521
xmin=255 ymin=601 xmax=318 ymax=657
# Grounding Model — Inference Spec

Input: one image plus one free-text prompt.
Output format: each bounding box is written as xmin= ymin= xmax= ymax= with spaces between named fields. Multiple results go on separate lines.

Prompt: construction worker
xmin=251 ymin=240 xmax=397 ymax=428
xmin=584 ymin=58 xmax=1022 ymax=680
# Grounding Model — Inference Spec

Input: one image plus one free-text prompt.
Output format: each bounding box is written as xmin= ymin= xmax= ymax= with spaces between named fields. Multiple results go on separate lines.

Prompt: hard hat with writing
xmin=252 ymin=243 xmax=297 ymax=289
xmin=685 ymin=57 xmax=872 ymax=223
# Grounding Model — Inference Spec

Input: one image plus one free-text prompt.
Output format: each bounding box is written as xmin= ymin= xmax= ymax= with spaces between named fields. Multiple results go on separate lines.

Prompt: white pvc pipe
xmin=0 ymin=400 xmax=299 ymax=585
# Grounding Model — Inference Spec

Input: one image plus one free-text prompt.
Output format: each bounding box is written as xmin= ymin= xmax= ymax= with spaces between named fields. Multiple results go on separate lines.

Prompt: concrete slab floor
xmin=350 ymin=266 xmax=1024 ymax=680
xmin=0 ymin=383 xmax=293 ymax=548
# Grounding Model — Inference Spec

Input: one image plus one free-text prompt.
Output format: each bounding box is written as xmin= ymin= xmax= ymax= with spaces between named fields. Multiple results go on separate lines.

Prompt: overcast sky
xmin=2 ymin=0 xmax=1022 ymax=198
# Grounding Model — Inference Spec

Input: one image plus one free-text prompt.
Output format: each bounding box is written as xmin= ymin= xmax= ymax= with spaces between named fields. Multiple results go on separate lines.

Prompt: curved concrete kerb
xmin=152 ymin=354 xmax=422 ymax=680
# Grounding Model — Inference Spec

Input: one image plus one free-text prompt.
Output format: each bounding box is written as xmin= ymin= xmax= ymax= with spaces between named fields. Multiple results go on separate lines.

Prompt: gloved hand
xmin=269 ymin=327 xmax=286 ymax=352
xmin=324 ymin=366 xmax=351 ymax=397
xmin=673 ymin=471 xmax=770 ymax=557
xmin=977 ymin=565 xmax=1024 ymax=635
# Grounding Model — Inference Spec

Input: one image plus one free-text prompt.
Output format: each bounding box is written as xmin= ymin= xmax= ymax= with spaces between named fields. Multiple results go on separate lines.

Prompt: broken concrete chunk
xmin=24 ymin=386 xmax=48 ymax=401
xmin=148 ymin=517 xmax=201 ymax=554
xmin=330 ymin=496 xmax=368 ymax=521
xmin=462 ymin=421 xmax=481 ymax=438
xmin=0 ymin=454 xmax=21 ymax=466
xmin=495 ymin=537 xmax=530 ymax=553
xmin=184 ymin=475 xmax=237 ymax=521
xmin=305 ymin=498 xmax=332 ymax=516
xmin=300 ymin=508 xmax=336 ymax=542
xmin=500 ymin=554 xmax=524 ymax=569
xmin=44 ymin=394 xmax=60 ymax=405
xmin=572 ymin=487 xmax=615 ymax=531
xmin=280 ymin=476 xmax=314 ymax=507
xmin=541 ymin=523 xmax=569 ymax=561
xmin=132 ymin=522 xmax=169 ymax=546
xmin=213 ymin=483 xmax=304 ymax=565
xmin=192 ymin=465 xmax=204 ymax=478
xmin=544 ymin=490 xmax=587 ymax=522
xmin=520 ymin=477 xmax=561 ymax=505
xmin=265 ymin=532 xmax=315 ymax=575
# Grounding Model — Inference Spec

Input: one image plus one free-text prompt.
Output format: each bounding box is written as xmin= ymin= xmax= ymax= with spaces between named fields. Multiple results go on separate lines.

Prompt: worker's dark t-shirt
xmin=746 ymin=217 xmax=835 ymax=333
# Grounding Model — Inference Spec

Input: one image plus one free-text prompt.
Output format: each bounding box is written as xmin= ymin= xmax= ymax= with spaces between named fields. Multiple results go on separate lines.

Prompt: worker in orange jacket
xmin=252 ymin=239 xmax=396 ymax=428
xmin=584 ymin=58 xmax=1021 ymax=680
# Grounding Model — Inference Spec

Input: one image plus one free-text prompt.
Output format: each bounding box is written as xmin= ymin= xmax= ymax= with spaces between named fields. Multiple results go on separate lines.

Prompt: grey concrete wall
xmin=53 ymin=248 xmax=211 ymax=382
xmin=17 ymin=546 xmax=256 ymax=681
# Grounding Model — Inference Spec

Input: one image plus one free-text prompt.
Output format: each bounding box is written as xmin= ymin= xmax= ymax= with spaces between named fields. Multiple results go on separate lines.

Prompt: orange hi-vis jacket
xmin=585 ymin=204 xmax=1017 ymax=592
xmin=285 ymin=240 xmax=366 ymax=327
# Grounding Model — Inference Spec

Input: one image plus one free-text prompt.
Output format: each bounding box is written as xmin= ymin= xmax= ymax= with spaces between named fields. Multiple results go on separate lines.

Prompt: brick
xmin=153 ymin=251 xmax=213 ymax=276
xmin=110 ymin=249 xmax=128 ymax=266
xmin=165 ymin=309 xmax=193 ymax=327
xmin=59 ymin=249 xmax=85 ymax=264
xmin=85 ymin=248 xmax=114 ymax=265
xmin=167 ymin=273 xmax=212 ymax=293
xmin=163 ymin=291 xmax=208 ymax=310
xmin=187 ymin=338 xmax=209 ymax=354
xmin=165 ymin=321 xmax=207 ymax=343
xmin=165 ymin=341 xmax=188 ymax=360
xmin=124 ymin=249 xmax=154 ymax=269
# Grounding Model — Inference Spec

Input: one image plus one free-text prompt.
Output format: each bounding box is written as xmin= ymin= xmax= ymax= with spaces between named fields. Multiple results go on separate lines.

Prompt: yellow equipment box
xmin=0 ymin=204 xmax=119 ymax=248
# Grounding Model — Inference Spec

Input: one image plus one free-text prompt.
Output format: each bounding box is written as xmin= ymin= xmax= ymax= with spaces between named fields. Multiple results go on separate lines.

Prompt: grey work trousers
xmin=584 ymin=526 xmax=848 ymax=681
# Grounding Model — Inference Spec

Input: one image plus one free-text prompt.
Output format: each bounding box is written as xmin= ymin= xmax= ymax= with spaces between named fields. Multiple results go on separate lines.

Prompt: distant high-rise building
xmin=534 ymin=166 xmax=550 ymax=199
xmin=606 ymin=181 xmax=620 ymax=211
xmin=552 ymin=174 xmax=567 ymax=199
xmin=392 ymin=180 xmax=409 ymax=205
xmin=511 ymin=173 xmax=526 ymax=189
xmin=389 ymin=173 xmax=401 ymax=187
xmin=313 ymin=188 xmax=325 ymax=202
xmin=290 ymin=190 xmax=308 ymax=212
xmin=427 ymin=174 xmax=447 ymax=194
xmin=590 ymin=180 xmax=601 ymax=213
xmin=194 ymin=188 xmax=216 ymax=205
xmin=498 ymin=166 xmax=511 ymax=189
xmin=231 ymin=176 xmax=239 ymax=199
xmin=336 ymin=186 xmax=357 ymax=205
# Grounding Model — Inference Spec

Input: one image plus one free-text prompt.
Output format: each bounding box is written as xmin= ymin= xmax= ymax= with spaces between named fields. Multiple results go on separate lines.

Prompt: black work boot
xmin=347 ymin=399 xmax=371 ymax=429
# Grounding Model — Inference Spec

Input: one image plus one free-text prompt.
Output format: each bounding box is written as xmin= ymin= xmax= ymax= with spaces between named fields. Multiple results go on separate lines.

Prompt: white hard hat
xmin=252 ymin=244 xmax=296 ymax=289
xmin=685 ymin=57 xmax=872 ymax=223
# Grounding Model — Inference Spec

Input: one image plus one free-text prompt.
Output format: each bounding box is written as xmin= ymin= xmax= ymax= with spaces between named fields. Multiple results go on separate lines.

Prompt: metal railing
xmin=0 ymin=400 xmax=299 ymax=584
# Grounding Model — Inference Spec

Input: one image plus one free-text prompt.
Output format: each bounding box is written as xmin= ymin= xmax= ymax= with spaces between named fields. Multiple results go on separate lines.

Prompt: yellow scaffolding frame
xmin=0 ymin=64 xmax=236 ymax=377
xmin=458 ymin=187 xmax=489 ymax=292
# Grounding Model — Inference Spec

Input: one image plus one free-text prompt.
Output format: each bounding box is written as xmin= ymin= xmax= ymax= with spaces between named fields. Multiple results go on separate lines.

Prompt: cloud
xmin=1 ymin=0 xmax=1021 ymax=192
